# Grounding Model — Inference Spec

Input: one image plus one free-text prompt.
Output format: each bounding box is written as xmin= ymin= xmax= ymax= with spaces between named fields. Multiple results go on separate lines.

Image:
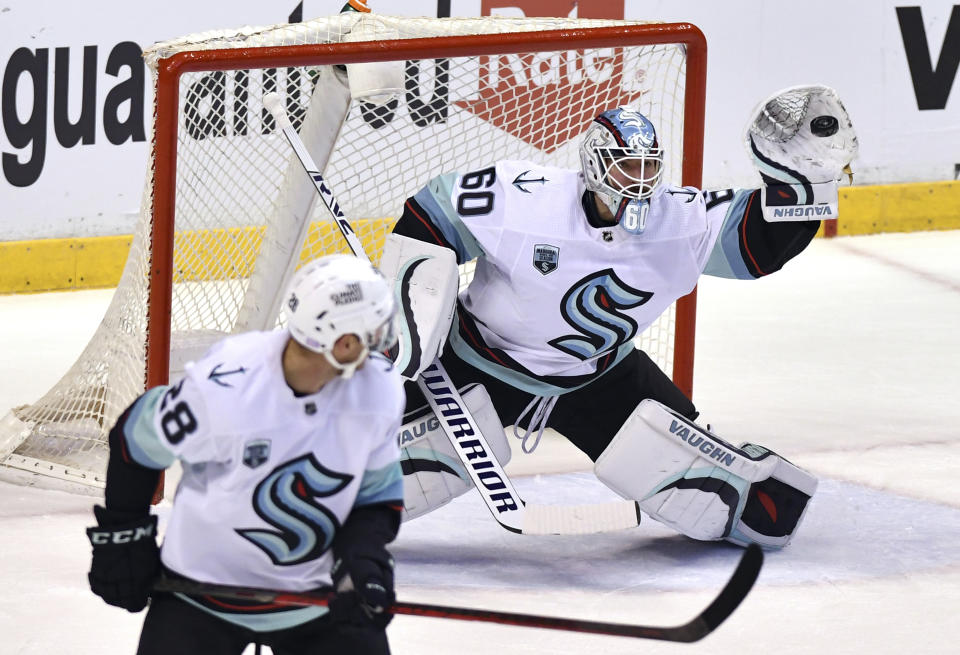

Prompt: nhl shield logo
xmin=242 ymin=440 xmax=271 ymax=469
xmin=533 ymin=244 xmax=559 ymax=275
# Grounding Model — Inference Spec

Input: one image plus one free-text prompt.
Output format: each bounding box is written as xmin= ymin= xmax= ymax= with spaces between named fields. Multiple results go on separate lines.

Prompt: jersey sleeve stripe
xmin=403 ymin=199 xmax=449 ymax=247
xmin=448 ymin=313 xmax=635 ymax=397
xmin=703 ymin=189 xmax=758 ymax=280
xmin=414 ymin=176 xmax=485 ymax=261
xmin=354 ymin=461 xmax=404 ymax=508
xmin=738 ymin=191 xmax=768 ymax=276
xmin=175 ymin=593 xmax=326 ymax=630
xmin=122 ymin=386 xmax=176 ymax=470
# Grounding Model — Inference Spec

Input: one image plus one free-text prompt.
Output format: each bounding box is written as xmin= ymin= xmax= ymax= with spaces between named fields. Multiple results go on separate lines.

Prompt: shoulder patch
xmin=532 ymin=243 xmax=560 ymax=275
xmin=242 ymin=439 xmax=271 ymax=468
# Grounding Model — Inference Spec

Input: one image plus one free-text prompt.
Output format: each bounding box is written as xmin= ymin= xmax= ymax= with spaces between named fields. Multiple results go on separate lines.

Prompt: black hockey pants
xmin=136 ymin=592 xmax=390 ymax=655
xmin=404 ymin=347 xmax=697 ymax=462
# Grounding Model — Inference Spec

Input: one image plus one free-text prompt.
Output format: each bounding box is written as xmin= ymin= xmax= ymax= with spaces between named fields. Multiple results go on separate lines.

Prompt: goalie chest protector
xmin=427 ymin=160 xmax=722 ymax=391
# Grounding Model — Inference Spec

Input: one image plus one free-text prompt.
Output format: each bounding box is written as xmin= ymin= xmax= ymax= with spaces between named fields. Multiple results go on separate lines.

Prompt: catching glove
xmin=745 ymin=85 xmax=858 ymax=222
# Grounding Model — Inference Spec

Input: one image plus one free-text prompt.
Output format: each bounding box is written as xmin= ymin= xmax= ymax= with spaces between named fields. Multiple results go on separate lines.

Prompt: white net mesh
xmin=0 ymin=14 xmax=698 ymax=488
xmin=748 ymin=89 xmax=811 ymax=144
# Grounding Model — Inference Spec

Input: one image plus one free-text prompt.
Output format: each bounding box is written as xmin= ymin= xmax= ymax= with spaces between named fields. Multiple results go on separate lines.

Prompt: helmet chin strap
xmin=323 ymin=345 xmax=370 ymax=379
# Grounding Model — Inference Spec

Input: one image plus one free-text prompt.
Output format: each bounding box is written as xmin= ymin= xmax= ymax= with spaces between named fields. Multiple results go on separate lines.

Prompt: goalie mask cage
xmin=0 ymin=14 xmax=706 ymax=491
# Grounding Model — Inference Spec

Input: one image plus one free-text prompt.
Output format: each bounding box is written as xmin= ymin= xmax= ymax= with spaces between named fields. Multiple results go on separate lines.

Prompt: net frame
xmin=150 ymin=20 xmax=705 ymax=391
xmin=0 ymin=16 xmax=706 ymax=490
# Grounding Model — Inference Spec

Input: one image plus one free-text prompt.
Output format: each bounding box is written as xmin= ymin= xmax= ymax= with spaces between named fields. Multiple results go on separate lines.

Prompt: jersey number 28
xmin=159 ymin=380 xmax=198 ymax=445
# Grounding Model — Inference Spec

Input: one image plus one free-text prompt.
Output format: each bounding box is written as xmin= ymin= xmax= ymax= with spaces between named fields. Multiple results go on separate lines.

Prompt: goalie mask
xmin=580 ymin=107 xmax=664 ymax=233
xmin=283 ymin=255 xmax=399 ymax=377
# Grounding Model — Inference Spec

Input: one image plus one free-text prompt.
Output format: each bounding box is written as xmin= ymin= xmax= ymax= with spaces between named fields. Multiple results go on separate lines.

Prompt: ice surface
xmin=2 ymin=231 xmax=958 ymax=654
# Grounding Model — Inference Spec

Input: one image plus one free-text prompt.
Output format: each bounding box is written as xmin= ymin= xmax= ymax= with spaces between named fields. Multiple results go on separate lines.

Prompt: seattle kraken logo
xmin=548 ymin=269 xmax=652 ymax=360
xmin=237 ymin=454 xmax=352 ymax=566
xmin=618 ymin=109 xmax=657 ymax=149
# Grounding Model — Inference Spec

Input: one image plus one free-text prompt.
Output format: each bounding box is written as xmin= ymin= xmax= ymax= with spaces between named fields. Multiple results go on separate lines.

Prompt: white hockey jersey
xmin=408 ymin=161 xmax=755 ymax=396
xmin=121 ymin=329 xmax=404 ymax=631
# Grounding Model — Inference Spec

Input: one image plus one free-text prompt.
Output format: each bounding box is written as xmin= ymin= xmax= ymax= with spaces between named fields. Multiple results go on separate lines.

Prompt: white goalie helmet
xmin=283 ymin=255 xmax=399 ymax=377
xmin=580 ymin=107 xmax=665 ymax=221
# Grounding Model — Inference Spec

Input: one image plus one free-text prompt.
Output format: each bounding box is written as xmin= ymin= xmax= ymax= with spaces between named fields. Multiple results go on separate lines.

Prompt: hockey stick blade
xmin=153 ymin=544 xmax=761 ymax=642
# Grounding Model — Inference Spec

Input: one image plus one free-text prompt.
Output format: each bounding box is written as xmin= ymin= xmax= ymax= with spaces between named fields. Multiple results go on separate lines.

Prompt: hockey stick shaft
xmin=263 ymin=93 xmax=523 ymax=531
xmin=154 ymin=544 xmax=761 ymax=642
xmin=264 ymin=93 xmax=639 ymax=535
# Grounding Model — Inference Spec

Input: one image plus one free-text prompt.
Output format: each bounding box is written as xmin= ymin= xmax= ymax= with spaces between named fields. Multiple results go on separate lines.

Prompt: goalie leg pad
xmin=379 ymin=234 xmax=459 ymax=381
xmin=725 ymin=443 xmax=817 ymax=548
xmin=398 ymin=383 xmax=511 ymax=521
xmin=594 ymin=399 xmax=817 ymax=549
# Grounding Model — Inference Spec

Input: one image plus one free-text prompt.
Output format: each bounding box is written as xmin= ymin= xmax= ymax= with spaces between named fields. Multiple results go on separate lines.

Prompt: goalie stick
xmin=263 ymin=92 xmax=641 ymax=536
xmin=155 ymin=543 xmax=762 ymax=642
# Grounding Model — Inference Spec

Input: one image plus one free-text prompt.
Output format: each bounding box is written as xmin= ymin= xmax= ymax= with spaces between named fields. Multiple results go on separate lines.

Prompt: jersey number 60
xmin=457 ymin=166 xmax=496 ymax=216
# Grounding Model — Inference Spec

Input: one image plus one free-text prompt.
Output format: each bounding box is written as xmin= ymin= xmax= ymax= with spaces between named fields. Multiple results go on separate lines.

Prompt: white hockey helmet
xmin=283 ymin=255 xmax=398 ymax=377
xmin=580 ymin=107 xmax=664 ymax=220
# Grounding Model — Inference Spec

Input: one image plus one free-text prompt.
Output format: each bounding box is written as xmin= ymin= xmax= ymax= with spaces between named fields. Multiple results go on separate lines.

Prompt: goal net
xmin=0 ymin=13 xmax=705 ymax=491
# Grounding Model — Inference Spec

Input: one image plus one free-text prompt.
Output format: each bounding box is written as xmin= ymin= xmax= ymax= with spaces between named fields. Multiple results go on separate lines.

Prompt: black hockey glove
xmin=328 ymin=550 xmax=396 ymax=629
xmin=86 ymin=505 xmax=160 ymax=612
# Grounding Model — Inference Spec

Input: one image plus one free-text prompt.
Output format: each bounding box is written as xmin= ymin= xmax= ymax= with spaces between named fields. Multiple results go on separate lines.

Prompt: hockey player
xmin=86 ymin=254 xmax=405 ymax=655
xmin=384 ymin=86 xmax=857 ymax=548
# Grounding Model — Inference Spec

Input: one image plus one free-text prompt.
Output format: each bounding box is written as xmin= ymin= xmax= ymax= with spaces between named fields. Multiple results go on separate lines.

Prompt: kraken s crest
xmin=236 ymin=454 xmax=352 ymax=566
xmin=618 ymin=108 xmax=657 ymax=150
xmin=548 ymin=269 xmax=652 ymax=360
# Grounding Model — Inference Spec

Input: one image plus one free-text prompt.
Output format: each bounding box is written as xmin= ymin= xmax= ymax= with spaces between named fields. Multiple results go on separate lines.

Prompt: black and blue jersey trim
xmin=450 ymin=300 xmax=630 ymax=396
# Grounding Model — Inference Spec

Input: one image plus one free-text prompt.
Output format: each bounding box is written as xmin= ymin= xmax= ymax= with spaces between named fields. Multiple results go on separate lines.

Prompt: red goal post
xmin=150 ymin=20 xmax=706 ymax=392
xmin=0 ymin=15 xmax=706 ymax=491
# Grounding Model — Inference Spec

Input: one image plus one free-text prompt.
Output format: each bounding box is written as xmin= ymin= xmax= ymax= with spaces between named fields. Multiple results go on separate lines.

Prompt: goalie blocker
xmin=378 ymin=234 xmax=459 ymax=381
xmin=595 ymin=400 xmax=817 ymax=548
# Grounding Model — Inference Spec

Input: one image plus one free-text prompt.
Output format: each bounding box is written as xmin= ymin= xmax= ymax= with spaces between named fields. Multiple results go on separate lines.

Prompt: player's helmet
xmin=580 ymin=107 xmax=664 ymax=220
xmin=283 ymin=255 xmax=398 ymax=376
